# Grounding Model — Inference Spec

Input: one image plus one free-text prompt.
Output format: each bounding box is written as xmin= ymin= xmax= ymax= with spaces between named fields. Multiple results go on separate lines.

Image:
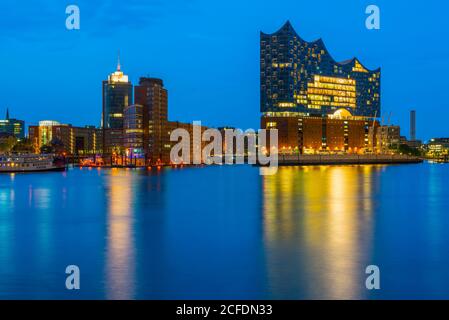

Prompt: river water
xmin=0 ymin=163 xmax=448 ymax=299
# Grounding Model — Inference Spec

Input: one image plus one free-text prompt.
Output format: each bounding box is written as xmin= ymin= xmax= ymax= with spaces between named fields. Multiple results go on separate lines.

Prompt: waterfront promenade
xmin=277 ymin=154 xmax=423 ymax=166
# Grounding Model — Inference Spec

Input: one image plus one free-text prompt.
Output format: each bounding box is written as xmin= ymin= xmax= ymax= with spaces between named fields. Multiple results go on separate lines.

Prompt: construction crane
xmin=371 ymin=110 xmax=378 ymax=153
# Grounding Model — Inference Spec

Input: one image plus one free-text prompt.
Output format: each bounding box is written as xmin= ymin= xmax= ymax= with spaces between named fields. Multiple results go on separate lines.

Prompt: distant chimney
xmin=410 ymin=110 xmax=416 ymax=141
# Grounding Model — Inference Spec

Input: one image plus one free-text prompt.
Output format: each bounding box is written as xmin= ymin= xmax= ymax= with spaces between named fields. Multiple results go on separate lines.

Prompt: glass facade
xmin=28 ymin=122 xmax=101 ymax=155
xmin=102 ymin=63 xmax=133 ymax=154
xmin=124 ymin=104 xmax=146 ymax=154
xmin=102 ymin=71 xmax=133 ymax=130
xmin=261 ymin=21 xmax=381 ymax=118
xmin=0 ymin=109 xmax=25 ymax=139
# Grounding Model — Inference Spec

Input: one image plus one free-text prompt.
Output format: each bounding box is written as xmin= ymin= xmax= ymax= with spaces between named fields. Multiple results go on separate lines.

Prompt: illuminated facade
xmin=29 ymin=121 xmax=101 ymax=155
xmin=427 ymin=138 xmax=449 ymax=155
xmin=29 ymin=120 xmax=61 ymax=148
xmin=119 ymin=76 xmax=210 ymax=165
xmin=124 ymin=104 xmax=147 ymax=155
xmin=376 ymin=125 xmax=401 ymax=150
xmin=261 ymin=21 xmax=380 ymax=118
xmin=262 ymin=115 xmax=379 ymax=154
xmin=261 ymin=21 xmax=382 ymax=154
xmin=102 ymin=56 xmax=133 ymax=154
xmin=0 ymin=108 xmax=25 ymax=139
xmin=134 ymin=77 xmax=168 ymax=163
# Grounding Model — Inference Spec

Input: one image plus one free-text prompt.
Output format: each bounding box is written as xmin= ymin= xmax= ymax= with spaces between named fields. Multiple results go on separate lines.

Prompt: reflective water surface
xmin=1 ymin=163 xmax=449 ymax=299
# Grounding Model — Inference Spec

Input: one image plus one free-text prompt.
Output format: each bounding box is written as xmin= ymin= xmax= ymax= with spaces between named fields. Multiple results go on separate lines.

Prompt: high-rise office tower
xmin=102 ymin=53 xmax=133 ymax=154
xmin=410 ymin=110 xmax=416 ymax=141
xmin=134 ymin=77 xmax=168 ymax=163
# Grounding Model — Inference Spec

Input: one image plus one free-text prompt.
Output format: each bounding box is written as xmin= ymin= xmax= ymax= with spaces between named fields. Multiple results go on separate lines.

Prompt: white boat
xmin=0 ymin=154 xmax=66 ymax=173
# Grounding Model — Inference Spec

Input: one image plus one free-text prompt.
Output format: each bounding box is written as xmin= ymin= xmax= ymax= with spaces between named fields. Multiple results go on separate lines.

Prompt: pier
xmin=276 ymin=154 xmax=423 ymax=166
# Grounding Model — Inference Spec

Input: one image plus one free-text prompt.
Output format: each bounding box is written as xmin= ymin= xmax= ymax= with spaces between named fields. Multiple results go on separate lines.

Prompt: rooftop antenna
xmin=117 ymin=50 xmax=121 ymax=71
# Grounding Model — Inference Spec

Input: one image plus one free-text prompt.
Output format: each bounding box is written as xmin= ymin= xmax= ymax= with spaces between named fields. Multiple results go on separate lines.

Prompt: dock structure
xmin=275 ymin=154 xmax=423 ymax=166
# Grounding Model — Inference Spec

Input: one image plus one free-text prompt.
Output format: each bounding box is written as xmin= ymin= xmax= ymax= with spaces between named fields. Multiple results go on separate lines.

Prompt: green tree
xmin=12 ymin=138 xmax=34 ymax=153
xmin=397 ymin=144 xmax=422 ymax=157
xmin=0 ymin=136 xmax=17 ymax=154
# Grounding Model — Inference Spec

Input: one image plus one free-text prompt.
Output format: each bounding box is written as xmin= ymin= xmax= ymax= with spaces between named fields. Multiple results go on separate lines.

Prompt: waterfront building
xmin=260 ymin=21 xmax=382 ymax=153
xmin=261 ymin=21 xmax=380 ymax=118
xmin=29 ymin=121 xmax=101 ymax=155
xmin=29 ymin=120 xmax=61 ymax=149
xmin=0 ymin=108 xmax=25 ymax=139
xmin=72 ymin=126 xmax=102 ymax=155
xmin=427 ymin=138 xmax=449 ymax=155
xmin=218 ymin=127 xmax=237 ymax=155
xmin=134 ymin=77 xmax=168 ymax=163
xmin=261 ymin=115 xmax=379 ymax=154
xmin=166 ymin=121 xmax=209 ymax=164
xmin=120 ymin=76 xmax=211 ymax=165
xmin=124 ymin=104 xmax=147 ymax=155
xmin=400 ymin=137 xmax=422 ymax=149
xmin=102 ymin=55 xmax=133 ymax=154
xmin=166 ymin=121 xmax=192 ymax=164
xmin=103 ymin=71 xmax=218 ymax=165
xmin=377 ymin=125 xmax=401 ymax=151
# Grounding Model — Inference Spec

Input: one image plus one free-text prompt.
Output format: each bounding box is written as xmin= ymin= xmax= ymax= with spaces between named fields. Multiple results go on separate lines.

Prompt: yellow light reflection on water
xmin=106 ymin=169 xmax=135 ymax=299
xmin=0 ymin=187 xmax=15 ymax=269
xmin=262 ymin=165 xmax=378 ymax=299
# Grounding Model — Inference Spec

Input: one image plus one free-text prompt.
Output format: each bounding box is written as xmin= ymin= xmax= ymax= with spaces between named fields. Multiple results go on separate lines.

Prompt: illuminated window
xmin=352 ymin=60 xmax=368 ymax=73
xmin=305 ymin=75 xmax=357 ymax=109
xmin=278 ymin=102 xmax=296 ymax=108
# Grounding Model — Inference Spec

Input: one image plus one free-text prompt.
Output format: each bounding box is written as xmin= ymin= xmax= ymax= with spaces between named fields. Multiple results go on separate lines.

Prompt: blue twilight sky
xmin=0 ymin=0 xmax=448 ymax=141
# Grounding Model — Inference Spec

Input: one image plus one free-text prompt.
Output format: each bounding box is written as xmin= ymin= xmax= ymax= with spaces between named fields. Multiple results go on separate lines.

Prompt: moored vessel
xmin=0 ymin=154 xmax=66 ymax=173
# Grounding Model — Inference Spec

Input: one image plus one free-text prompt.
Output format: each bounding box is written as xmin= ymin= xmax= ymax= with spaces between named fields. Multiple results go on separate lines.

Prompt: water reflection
xmin=1 ymin=164 xmax=449 ymax=299
xmin=105 ymin=169 xmax=136 ymax=299
xmin=0 ymin=185 xmax=15 ymax=276
xmin=262 ymin=165 xmax=382 ymax=299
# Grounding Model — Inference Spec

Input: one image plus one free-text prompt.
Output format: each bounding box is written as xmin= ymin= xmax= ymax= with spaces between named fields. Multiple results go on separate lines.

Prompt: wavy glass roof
xmin=261 ymin=21 xmax=380 ymax=72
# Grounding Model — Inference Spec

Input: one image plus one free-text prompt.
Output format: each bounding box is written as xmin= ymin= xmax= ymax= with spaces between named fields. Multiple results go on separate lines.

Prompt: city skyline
xmin=2 ymin=0 xmax=449 ymax=304
xmin=1 ymin=0 xmax=448 ymax=141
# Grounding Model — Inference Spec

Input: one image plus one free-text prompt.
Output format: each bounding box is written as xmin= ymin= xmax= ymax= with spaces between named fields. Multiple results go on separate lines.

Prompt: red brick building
xmin=261 ymin=115 xmax=379 ymax=154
